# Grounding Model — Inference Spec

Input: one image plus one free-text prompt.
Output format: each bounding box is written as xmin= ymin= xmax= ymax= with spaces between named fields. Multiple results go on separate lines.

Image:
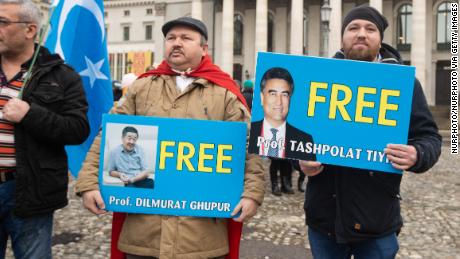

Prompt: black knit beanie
xmin=341 ymin=5 xmax=388 ymax=41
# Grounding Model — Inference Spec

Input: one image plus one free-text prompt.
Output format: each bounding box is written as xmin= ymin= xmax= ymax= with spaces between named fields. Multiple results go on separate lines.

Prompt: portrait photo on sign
xmin=102 ymin=123 xmax=158 ymax=189
xmin=248 ymin=66 xmax=316 ymax=162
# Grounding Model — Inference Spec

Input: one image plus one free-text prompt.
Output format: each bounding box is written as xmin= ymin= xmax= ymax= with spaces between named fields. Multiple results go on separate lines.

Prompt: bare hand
xmin=3 ymin=98 xmax=30 ymax=123
xmin=231 ymin=198 xmax=259 ymax=222
xmin=82 ymin=190 xmax=106 ymax=215
xmin=384 ymin=144 xmax=417 ymax=170
xmin=299 ymin=161 xmax=324 ymax=177
xmin=119 ymin=173 xmax=129 ymax=184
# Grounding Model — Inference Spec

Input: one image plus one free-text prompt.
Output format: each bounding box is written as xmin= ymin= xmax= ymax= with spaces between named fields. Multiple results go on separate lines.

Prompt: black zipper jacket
xmin=13 ymin=46 xmax=89 ymax=218
xmin=303 ymin=43 xmax=442 ymax=243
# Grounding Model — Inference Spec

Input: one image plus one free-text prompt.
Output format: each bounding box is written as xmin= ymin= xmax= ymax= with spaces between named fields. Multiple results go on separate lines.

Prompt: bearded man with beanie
xmin=296 ymin=5 xmax=441 ymax=259
xmin=76 ymin=17 xmax=265 ymax=259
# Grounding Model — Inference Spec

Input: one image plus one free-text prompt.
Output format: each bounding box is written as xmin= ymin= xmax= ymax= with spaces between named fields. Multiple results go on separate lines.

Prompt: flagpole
xmin=18 ymin=5 xmax=56 ymax=99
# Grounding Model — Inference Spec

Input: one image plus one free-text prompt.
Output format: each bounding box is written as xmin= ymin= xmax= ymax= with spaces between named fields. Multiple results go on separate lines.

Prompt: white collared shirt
xmin=261 ymin=120 xmax=287 ymax=158
xmin=172 ymin=68 xmax=196 ymax=92
xmin=175 ymin=75 xmax=196 ymax=92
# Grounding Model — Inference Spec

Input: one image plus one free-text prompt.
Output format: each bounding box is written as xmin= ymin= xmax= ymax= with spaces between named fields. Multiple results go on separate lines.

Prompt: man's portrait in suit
xmin=249 ymin=67 xmax=316 ymax=195
xmin=249 ymin=67 xmax=316 ymax=161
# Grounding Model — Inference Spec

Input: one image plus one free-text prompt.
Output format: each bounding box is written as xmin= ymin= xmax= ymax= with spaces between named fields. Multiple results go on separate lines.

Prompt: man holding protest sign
xmin=0 ymin=0 xmax=89 ymax=257
xmin=76 ymin=17 xmax=265 ymax=259
xmin=297 ymin=5 xmax=442 ymax=258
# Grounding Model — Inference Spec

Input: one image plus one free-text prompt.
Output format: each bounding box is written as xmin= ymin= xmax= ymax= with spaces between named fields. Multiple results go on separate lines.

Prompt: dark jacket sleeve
xmin=291 ymin=160 xmax=301 ymax=171
xmin=248 ymin=121 xmax=262 ymax=154
xmin=407 ymin=79 xmax=442 ymax=173
xmin=20 ymin=65 xmax=90 ymax=145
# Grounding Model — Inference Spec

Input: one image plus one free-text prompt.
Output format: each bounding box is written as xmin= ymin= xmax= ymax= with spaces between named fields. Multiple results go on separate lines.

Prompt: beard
xmin=344 ymin=46 xmax=379 ymax=62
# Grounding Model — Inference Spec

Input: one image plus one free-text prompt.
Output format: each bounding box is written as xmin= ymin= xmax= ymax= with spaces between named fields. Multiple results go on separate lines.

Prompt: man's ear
xmin=202 ymin=44 xmax=209 ymax=57
xmin=260 ymin=92 xmax=264 ymax=106
xmin=26 ymin=23 xmax=38 ymax=40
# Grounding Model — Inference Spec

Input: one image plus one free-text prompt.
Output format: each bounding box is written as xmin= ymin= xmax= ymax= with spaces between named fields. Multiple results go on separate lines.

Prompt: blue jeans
xmin=0 ymin=180 xmax=53 ymax=259
xmin=308 ymin=227 xmax=399 ymax=259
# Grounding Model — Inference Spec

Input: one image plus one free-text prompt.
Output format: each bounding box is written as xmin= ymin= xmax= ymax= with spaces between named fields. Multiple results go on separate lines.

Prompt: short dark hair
xmin=260 ymin=67 xmax=294 ymax=95
xmin=122 ymin=126 xmax=138 ymax=138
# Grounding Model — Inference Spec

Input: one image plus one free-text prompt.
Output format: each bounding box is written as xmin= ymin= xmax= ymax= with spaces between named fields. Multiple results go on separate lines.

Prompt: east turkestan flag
xmin=45 ymin=0 xmax=114 ymax=177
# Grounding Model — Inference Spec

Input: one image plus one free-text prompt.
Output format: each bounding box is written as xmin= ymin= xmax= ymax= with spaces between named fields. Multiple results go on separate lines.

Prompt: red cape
xmin=138 ymin=55 xmax=248 ymax=109
xmin=111 ymin=55 xmax=246 ymax=259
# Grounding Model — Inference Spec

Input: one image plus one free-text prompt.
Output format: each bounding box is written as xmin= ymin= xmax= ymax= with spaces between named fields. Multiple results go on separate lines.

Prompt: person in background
xmin=112 ymin=80 xmax=123 ymax=102
xmin=120 ymin=73 xmax=137 ymax=96
xmin=242 ymin=79 xmax=254 ymax=110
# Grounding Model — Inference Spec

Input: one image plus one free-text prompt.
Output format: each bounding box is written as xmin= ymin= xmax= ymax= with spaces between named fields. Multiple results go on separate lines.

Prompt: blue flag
xmin=45 ymin=0 xmax=114 ymax=177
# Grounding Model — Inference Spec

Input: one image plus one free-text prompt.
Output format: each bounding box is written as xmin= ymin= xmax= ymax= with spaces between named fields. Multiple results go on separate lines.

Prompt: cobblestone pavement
xmin=5 ymin=147 xmax=459 ymax=258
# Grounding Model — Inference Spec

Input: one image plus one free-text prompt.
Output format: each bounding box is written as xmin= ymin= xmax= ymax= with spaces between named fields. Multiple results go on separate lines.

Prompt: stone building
xmin=103 ymin=0 xmax=454 ymax=110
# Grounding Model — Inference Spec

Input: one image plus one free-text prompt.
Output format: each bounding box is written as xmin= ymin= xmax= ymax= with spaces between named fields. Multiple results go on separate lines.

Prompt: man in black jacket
xmin=297 ymin=5 xmax=442 ymax=259
xmin=0 ymin=1 xmax=89 ymax=258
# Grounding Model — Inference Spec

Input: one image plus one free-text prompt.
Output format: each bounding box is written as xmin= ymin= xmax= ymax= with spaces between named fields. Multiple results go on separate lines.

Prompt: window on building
xmin=123 ymin=26 xmax=130 ymax=41
xmin=145 ymin=24 xmax=153 ymax=40
xmin=146 ymin=8 xmax=153 ymax=15
xmin=397 ymin=4 xmax=412 ymax=51
xmin=267 ymin=13 xmax=275 ymax=52
xmin=124 ymin=10 xmax=130 ymax=16
xmin=234 ymin=14 xmax=243 ymax=55
xmin=437 ymin=2 xmax=452 ymax=50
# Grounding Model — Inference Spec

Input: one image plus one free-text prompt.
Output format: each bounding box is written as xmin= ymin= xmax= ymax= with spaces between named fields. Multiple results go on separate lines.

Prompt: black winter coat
xmin=302 ymin=43 xmax=442 ymax=243
xmin=13 ymin=46 xmax=89 ymax=218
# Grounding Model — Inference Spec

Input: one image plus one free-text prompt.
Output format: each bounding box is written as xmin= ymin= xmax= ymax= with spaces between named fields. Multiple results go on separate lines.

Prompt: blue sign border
xmin=249 ymin=52 xmax=416 ymax=173
xmin=99 ymin=114 xmax=247 ymax=217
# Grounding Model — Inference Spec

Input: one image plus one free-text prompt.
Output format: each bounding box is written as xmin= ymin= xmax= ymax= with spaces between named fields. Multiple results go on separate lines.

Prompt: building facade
xmin=33 ymin=0 xmax=51 ymax=32
xmin=103 ymin=0 xmax=157 ymax=80
xmin=103 ymin=0 xmax=454 ymax=107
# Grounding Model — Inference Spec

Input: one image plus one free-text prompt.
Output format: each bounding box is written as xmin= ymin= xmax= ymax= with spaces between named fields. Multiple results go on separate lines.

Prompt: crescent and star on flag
xmin=51 ymin=0 xmax=109 ymax=88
